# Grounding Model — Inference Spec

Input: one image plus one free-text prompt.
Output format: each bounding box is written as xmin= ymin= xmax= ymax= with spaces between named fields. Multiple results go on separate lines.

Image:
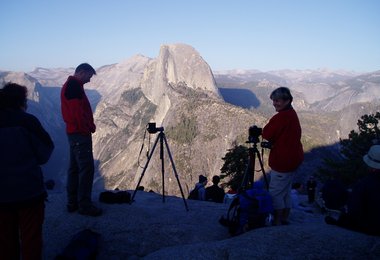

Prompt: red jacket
xmin=60 ymin=76 xmax=95 ymax=135
xmin=262 ymin=107 xmax=303 ymax=172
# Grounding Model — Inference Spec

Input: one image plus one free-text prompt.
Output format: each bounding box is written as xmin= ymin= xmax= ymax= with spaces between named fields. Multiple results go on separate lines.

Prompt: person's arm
xmin=25 ymin=114 xmax=54 ymax=164
xmin=199 ymin=188 xmax=206 ymax=201
xmin=262 ymin=114 xmax=283 ymax=142
xmin=64 ymin=79 xmax=95 ymax=134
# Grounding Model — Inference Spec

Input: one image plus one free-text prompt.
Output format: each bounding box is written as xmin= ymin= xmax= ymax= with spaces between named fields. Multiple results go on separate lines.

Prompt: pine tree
xmin=220 ymin=145 xmax=249 ymax=189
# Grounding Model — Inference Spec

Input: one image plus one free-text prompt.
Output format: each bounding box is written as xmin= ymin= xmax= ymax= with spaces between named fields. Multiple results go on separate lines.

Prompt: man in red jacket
xmin=262 ymin=87 xmax=304 ymax=225
xmin=61 ymin=63 xmax=102 ymax=216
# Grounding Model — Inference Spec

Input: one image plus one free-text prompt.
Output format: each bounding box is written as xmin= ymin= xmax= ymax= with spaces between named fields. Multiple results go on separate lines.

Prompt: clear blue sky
xmin=1 ymin=0 xmax=379 ymax=72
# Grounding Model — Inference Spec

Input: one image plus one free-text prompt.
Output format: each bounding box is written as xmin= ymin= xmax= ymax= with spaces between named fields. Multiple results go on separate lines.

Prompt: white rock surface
xmin=43 ymin=190 xmax=380 ymax=259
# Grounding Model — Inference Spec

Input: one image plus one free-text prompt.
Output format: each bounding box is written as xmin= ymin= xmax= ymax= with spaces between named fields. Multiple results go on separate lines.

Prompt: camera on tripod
xmin=146 ymin=122 xmax=164 ymax=134
xmin=134 ymin=122 xmax=189 ymax=211
xmin=247 ymin=125 xmax=272 ymax=149
xmin=247 ymin=125 xmax=262 ymax=143
xmin=242 ymin=125 xmax=270 ymax=190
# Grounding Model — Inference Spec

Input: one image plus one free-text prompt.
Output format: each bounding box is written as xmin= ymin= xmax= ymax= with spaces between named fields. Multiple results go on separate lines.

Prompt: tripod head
xmin=246 ymin=125 xmax=272 ymax=149
xmin=146 ymin=122 xmax=164 ymax=134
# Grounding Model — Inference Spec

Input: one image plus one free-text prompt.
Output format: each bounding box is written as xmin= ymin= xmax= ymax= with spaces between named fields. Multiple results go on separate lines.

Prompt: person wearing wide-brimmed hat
xmin=325 ymin=145 xmax=380 ymax=236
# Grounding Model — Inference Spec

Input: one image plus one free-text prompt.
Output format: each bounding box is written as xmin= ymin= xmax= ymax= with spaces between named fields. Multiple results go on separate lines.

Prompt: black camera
xmin=146 ymin=122 xmax=164 ymax=134
xmin=261 ymin=141 xmax=272 ymax=149
xmin=247 ymin=125 xmax=262 ymax=143
xmin=249 ymin=125 xmax=262 ymax=137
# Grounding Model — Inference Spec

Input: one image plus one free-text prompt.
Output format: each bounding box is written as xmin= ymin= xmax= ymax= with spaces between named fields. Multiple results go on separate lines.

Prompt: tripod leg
xmin=241 ymin=148 xmax=255 ymax=190
xmin=162 ymin=134 xmax=189 ymax=211
xmin=131 ymin=133 xmax=160 ymax=203
xmin=249 ymin=149 xmax=255 ymax=187
xmin=160 ymin=133 xmax=165 ymax=203
xmin=255 ymin=148 xmax=269 ymax=190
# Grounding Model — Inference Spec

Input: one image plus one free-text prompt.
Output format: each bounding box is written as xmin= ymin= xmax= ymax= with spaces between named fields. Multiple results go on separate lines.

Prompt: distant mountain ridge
xmin=215 ymin=68 xmax=380 ymax=141
xmin=1 ymin=43 xmax=379 ymax=195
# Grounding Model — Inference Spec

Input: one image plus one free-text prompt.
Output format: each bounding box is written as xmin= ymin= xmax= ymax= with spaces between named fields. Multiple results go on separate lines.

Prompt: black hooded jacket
xmin=0 ymin=108 xmax=54 ymax=205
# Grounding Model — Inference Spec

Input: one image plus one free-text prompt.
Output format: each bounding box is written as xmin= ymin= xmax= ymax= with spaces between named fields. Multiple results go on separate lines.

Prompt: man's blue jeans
xmin=67 ymin=134 xmax=95 ymax=209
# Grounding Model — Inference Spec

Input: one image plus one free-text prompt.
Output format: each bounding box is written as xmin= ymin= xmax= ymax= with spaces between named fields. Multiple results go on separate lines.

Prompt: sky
xmin=0 ymin=0 xmax=379 ymax=73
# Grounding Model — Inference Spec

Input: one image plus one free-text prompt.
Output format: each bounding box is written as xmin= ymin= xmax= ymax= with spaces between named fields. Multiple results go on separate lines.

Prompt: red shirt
xmin=60 ymin=76 xmax=96 ymax=135
xmin=262 ymin=107 xmax=303 ymax=172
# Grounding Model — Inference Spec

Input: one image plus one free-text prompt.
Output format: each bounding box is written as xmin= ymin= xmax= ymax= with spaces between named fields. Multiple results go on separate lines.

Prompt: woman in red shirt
xmin=262 ymin=87 xmax=304 ymax=226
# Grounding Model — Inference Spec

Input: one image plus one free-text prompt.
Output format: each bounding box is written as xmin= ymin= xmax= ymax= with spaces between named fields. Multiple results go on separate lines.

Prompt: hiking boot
xmin=67 ymin=203 xmax=79 ymax=213
xmin=78 ymin=205 xmax=102 ymax=217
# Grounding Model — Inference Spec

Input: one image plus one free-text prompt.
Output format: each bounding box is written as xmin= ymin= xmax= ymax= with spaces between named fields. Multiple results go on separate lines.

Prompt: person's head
xmin=74 ymin=63 xmax=96 ymax=84
xmin=199 ymin=175 xmax=207 ymax=185
xmin=212 ymin=175 xmax=220 ymax=185
xmin=0 ymin=82 xmax=28 ymax=111
xmin=363 ymin=145 xmax=380 ymax=172
xmin=270 ymin=87 xmax=293 ymax=112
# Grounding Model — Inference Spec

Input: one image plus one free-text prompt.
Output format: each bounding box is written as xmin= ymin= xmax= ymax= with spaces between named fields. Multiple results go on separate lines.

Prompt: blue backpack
xmin=219 ymin=181 xmax=273 ymax=236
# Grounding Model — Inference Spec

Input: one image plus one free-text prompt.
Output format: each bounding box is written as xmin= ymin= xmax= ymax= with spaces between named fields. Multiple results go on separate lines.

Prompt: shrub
xmin=317 ymin=112 xmax=380 ymax=186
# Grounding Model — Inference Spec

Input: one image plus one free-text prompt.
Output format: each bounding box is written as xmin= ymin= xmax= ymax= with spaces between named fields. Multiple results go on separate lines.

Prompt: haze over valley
xmin=1 ymin=43 xmax=380 ymax=195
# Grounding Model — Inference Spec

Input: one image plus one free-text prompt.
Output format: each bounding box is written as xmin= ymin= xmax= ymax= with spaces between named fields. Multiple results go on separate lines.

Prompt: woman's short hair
xmin=270 ymin=87 xmax=293 ymax=102
xmin=0 ymin=82 xmax=28 ymax=109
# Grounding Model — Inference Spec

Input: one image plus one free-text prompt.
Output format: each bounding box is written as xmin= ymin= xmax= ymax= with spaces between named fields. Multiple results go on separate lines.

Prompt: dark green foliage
xmin=121 ymin=88 xmax=143 ymax=105
xmin=167 ymin=115 xmax=198 ymax=144
xmin=318 ymin=112 xmax=380 ymax=186
xmin=220 ymin=145 xmax=249 ymax=189
xmin=340 ymin=113 xmax=380 ymax=157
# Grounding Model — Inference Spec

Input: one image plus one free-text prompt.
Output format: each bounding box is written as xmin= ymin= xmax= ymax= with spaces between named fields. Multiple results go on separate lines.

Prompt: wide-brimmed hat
xmin=363 ymin=145 xmax=380 ymax=169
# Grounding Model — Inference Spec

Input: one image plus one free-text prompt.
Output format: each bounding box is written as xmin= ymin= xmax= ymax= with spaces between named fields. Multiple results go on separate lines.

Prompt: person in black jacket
xmin=206 ymin=175 xmax=225 ymax=203
xmin=0 ymin=83 xmax=54 ymax=260
xmin=325 ymin=145 xmax=380 ymax=236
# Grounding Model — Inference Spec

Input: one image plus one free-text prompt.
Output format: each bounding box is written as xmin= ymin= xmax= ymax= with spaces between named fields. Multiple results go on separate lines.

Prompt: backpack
xmin=188 ymin=186 xmax=200 ymax=200
xmin=219 ymin=196 xmax=241 ymax=235
xmin=219 ymin=182 xmax=273 ymax=236
xmin=99 ymin=190 xmax=131 ymax=204
xmin=240 ymin=189 xmax=273 ymax=230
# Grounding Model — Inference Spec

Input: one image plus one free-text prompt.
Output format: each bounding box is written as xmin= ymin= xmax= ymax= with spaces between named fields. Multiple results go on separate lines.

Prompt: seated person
xmin=325 ymin=145 xmax=380 ymax=236
xmin=223 ymin=183 xmax=238 ymax=204
xmin=188 ymin=175 xmax=207 ymax=200
xmin=206 ymin=175 xmax=225 ymax=203
xmin=291 ymin=182 xmax=314 ymax=213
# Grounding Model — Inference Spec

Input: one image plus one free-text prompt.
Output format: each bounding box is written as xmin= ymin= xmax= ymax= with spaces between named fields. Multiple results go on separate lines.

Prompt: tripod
xmin=131 ymin=129 xmax=189 ymax=211
xmin=241 ymin=141 xmax=269 ymax=191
